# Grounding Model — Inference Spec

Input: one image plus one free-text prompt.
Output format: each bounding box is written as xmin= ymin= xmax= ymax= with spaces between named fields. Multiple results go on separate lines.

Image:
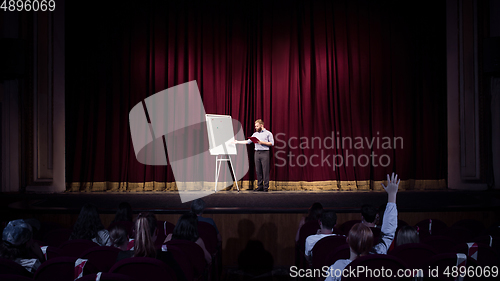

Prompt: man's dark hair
xmin=320 ymin=211 xmax=337 ymax=229
xmin=191 ymin=199 xmax=206 ymax=215
xmin=361 ymin=204 xmax=378 ymax=223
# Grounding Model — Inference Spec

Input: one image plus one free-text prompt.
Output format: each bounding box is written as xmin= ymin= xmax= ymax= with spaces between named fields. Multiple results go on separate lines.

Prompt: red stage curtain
xmin=65 ymin=0 xmax=447 ymax=191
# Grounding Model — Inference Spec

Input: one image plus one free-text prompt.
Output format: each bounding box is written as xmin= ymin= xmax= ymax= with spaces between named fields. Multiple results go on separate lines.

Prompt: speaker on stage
xmin=483 ymin=37 xmax=500 ymax=74
xmin=0 ymin=38 xmax=27 ymax=80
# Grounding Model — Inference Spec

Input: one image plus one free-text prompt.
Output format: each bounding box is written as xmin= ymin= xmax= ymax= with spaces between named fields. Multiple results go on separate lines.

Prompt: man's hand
xmin=381 ymin=172 xmax=399 ymax=203
xmin=258 ymin=140 xmax=273 ymax=146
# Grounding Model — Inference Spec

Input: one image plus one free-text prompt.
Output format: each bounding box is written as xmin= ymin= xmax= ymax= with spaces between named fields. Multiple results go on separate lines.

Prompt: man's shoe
xmin=254 ymin=187 xmax=264 ymax=191
xmin=264 ymin=189 xmax=269 ymax=192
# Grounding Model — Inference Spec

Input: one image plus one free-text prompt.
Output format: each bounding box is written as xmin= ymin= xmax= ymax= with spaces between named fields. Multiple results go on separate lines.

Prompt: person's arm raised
xmin=371 ymin=172 xmax=399 ymax=255
xmin=381 ymin=172 xmax=399 ymax=203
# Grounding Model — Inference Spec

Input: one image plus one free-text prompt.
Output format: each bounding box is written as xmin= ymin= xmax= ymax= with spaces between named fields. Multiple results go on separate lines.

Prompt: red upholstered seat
xmin=414 ymin=218 xmax=448 ymax=238
xmin=295 ymin=220 xmax=321 ymax=278
xmin=45 ymin=245 xmax=64 ymax=260
xmin=109 ymin=257 xmax=177 ymax=281
xmin=59 ymin=239 xmax=99 ymax=257
xmin=42 ymin=228 xmax=72 ymax=247
xmin=421 ymin=235 xmax=458 ymax=254
xmin=0 ymin=257 xmax=33 ymax=278
xmin=453 ymin=242 xmax=500 ymax=267
xmin=452 ymin=219 xmax=486 ymax=238
xmin=324 ymin=244 xmax=350 ymax=269
xmin=197 ymin=221 xmax=218 ymax=255
xmin=80 ymin=246 xmax=121 ymax=272
xmin=311 ymin=235 xmax=348 ymax=271
xmin=389 ymin=243 xmax=438 ymax=269
xmin=165 ymin=239 xmax=207 ymax=279
xmin=339 ymin=220 xmax=361 ymax=235
xmin=34 ymin=256 xmax=98 ymax=281
xmin=155 ymin=221 xmax=174 ymax=247
xmin=164 ymin=244 xmax=194 ymax=281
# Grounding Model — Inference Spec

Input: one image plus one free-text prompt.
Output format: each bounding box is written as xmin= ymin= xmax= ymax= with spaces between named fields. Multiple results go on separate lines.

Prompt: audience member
xmin=116 ymin=212 xmax=186 ymax=281
xmin=0 ymin=219 xmax=45 ymax=273
xmin=164 ymin=212 xmax=212 ymax=264
xmin=295 ymin=202 xmax=323 ymax=242
xmin=325 ymin=173 xmax=400 ymax=281
xmin=70 ymin=203 xmax=112 ymax=246
xmin=361 ymin=204 xmax=378 ymax=228
xmin=111 ymin=202 xmax=133 ymax=223
xmin=304 ymin=210 xmax=338 ymax=263
xmin=394 ymin=225 xmax=419 ymax=247
xmin=361 ymin=204 xmax=382 ymax=239
xmin=109 ymin=225 xmax=130 ymax=251
xmin=191 ymin=198 xmax=222 ymax=242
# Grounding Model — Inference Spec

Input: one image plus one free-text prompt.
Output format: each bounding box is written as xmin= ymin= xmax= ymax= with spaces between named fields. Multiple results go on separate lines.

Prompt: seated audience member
xmin=304 ymin=210 xmax=338 ymax=263
xmin=111 ymin=202 xmax=133 ymax=223
xmin=394 ymin=225 xmax=419 ymax=247
xmin=109 ymin=225 xmax=131 ymax=251
xmin=191 ymin=198 xmax=222 ymax=242
xmin=361 ymin=204 xmax=381 ymax=239
xmin=70 ymin=203 xmax=112 ymax=246
xmin=361 ymin=204 xmax=378 ymax=228
xmin=325 ymin=173 xmax=400 ymax=281
xmin=0 ymin=219 xmax=45 ymax=273
xmin=164 ymin=212 xmax=212 ymax=264
xmin=116 ymin=212 xmax=186 ymax=281
xmin=295 ymin=202 xmax=323 ymax=242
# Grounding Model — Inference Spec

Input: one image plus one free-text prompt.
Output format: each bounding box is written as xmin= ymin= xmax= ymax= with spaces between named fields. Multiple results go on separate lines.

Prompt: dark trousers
xmin=255 ymin=150 xmax=270 ymax=190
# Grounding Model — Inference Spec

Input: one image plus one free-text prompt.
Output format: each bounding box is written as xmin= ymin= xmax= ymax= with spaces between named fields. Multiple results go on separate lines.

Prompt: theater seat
xmin=80 ymin=246 xmax=121 ymax=272
xmin=109 ymin=257 xmax=177 ymax=281
xmin=59 ymin=239 xmax=100 ymax=257
xmin=311 ymin=235 xmax=347 ymax=271
xmin=421 ymin=235 xmax=458 ymax=254
xmin=0 ymin=258 xmax=33 ymax=278
xmin=389 ymin=243 xmax=437 ymax=269
xmin=34 ymin=257 xmax=98 ymax=281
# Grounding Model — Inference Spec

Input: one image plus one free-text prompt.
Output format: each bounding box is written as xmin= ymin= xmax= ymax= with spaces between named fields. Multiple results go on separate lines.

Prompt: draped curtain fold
xmin=66 ymin=0 xmax=447 ymax=191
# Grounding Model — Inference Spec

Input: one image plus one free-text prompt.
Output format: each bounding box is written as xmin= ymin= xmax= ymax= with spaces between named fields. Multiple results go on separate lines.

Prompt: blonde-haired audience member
xmin=116 ymin=212 xmax=186 ymax=281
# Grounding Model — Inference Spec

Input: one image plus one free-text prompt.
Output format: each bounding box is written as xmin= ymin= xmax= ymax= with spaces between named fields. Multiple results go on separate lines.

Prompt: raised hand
xmin=381 ymin=172 xmax=399 ymax=203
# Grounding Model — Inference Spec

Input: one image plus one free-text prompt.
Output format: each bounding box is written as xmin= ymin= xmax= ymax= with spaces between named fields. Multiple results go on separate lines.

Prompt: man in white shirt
xmin=304 ymin=211 xmax=339 ymax=263
xmin=234 ymin=119 xmax=274 ymax=192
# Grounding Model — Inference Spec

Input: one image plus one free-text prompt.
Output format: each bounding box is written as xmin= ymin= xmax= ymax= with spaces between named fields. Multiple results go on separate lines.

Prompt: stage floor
xmin=2 ymin=189 xmax=500 ymax=214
